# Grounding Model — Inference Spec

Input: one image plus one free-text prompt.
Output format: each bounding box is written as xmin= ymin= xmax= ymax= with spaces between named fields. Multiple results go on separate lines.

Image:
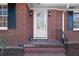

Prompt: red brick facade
xmin=48 ymin=10 xmax=79 ymax=43
xmin=0 ymin=3 xmax=79 ymax=46
xmin=48 ymin=10 xmax=62 ymax=41
xmin=0 ymin=3 xmax=33 ymax=46
xmin=0 ymin=3 xmax=65 ymax=46
xmin=64 ymin=12 xmax=79 ymax=43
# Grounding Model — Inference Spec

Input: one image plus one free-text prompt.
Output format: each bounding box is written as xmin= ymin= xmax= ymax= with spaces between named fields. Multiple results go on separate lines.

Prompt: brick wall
xmin=48 ymin=10 xmax=62 ymax=41
xmin=0 ymin=3 xmax=33 ymax=46
xmin=64 ymin=12 xmax=79 ymax=43
xmin=0 ymin=3 xmax=69 ymax=46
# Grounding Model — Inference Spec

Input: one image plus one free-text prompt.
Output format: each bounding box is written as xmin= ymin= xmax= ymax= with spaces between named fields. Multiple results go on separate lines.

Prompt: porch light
xmin=29 ymin=11 xmax=33 ymax=16
xmin=48 ymin=11 xmax=52 ymax=16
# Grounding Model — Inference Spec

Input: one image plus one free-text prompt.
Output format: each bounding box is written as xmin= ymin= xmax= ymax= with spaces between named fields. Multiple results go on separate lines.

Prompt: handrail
xmin=56 ymin=29 xmax=68 ymax=51
xmin=28 ymin=29 xmax=68 ymax=51
xmin=62 ymin=32 xmax=68 ymax=51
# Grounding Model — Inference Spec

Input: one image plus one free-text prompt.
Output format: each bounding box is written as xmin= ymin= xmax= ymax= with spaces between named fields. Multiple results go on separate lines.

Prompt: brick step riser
xmin=24 ymin=48 xmax=65 ymax=53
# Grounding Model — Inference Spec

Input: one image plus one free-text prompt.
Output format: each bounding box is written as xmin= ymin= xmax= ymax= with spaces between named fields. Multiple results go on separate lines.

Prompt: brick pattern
xmin=48 ymin=10 xmax=62 ymax=41
xmin=0 ymin=3 xmax=33 ymax=46
xmin=64 ymin=12 xmax=79 ymax=43
xmin=0 ymin=4 xmax=63 ymax=46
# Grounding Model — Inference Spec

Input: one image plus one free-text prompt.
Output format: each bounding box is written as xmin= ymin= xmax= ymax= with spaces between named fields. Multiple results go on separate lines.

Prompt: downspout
xmin=62 ymin=10 xmax=65 ymax=39
xmin=62 ymin=10 xmax=68 ymax=50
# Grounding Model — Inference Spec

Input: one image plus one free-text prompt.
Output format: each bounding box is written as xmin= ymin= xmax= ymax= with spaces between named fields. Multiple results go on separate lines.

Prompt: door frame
xmin=33 ymin=8 xmax=48 ymax=39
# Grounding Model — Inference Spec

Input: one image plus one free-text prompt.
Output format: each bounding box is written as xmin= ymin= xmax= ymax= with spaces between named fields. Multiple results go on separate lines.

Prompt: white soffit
xmin=0 ymin=3 xmax=7 ymax=5
xmin=28 ymin=3 xmax=67 ymax=9
xmin=28 ymin=3 xmax=79 ymax=10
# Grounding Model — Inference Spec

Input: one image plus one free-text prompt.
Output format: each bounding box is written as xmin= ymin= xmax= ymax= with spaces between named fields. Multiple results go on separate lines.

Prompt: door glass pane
xmin=36 ymin=11 xmax=44 ymax=29
xmin=3 ymin=5 xmax=8 ymax=15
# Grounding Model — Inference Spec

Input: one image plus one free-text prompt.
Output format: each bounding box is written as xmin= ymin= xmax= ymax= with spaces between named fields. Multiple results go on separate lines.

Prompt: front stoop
xmin=24 ymin=40 xmax=65 ymax=56
xmin=65 ymin=43 xmax=79 ymax=56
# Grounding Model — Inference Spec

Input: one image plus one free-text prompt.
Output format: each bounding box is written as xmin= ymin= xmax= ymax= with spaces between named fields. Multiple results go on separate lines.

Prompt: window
xmin=0 ymin=4 xmax=8 ymax=30
xmin=73 ymin=13 xmax=79 ymax=30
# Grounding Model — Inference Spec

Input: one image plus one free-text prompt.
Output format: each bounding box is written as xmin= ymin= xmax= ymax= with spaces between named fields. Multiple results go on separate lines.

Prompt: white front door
xmin=33 ymin=8 xmax=48 ymax=39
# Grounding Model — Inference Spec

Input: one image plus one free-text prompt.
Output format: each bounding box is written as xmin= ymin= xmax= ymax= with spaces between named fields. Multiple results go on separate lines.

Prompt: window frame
xmin=0 ymin=4 xmax=8 ymax=30
xmin=73 ymin=12 xmax=79 ymax=31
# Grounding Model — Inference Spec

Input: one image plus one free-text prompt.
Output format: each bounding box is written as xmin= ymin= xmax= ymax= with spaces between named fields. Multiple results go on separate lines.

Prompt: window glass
xmin=0 ymin=16 xmax=3 ymax=21
xmin=3 ymin=5 xmax=8 ymax=15
xmin=0 ymin=5 xmax=8 ymax=27
xmin=37 ymin=11 xmax=44 ymax=29
xmin=73 ymin=13 xmax=79 ymax=29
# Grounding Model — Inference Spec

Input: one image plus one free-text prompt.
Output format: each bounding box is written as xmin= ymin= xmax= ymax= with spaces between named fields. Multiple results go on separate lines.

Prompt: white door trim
xmin=33 ymin=8 xmax=48 ymax=39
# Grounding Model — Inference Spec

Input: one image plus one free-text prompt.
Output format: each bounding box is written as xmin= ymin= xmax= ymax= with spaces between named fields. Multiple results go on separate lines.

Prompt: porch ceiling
xmin=27 ymin=3 xmax=79 ymax=10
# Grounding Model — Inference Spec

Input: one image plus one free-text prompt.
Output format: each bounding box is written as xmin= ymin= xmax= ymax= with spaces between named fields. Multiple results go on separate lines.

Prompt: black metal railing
xmin=56 ymin=29 xmax=68 ymax=51
xmin=28 ymin=29 xmax=68 ymax=51
xmin=62 ymin=32 xmax=68 ymax=51
xmin=56 ymin=29 xmax=62 ymax=41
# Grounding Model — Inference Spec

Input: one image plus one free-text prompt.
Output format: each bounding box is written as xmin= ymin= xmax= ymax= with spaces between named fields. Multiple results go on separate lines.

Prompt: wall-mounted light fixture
xmin=48 ymin=11 xmax=52 ymax=16
xmin=29 ymin=11 xmax=33 ymax=16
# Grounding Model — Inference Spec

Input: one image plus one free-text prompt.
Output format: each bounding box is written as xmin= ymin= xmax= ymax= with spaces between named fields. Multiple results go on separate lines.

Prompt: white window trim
xmin=0 ymin=4 xmax=8 ymax=30
xmin=73 ymin=10 xmax=79 ymax=31
xmin=0 ymin=27 xmax=8 ymax=30
xmin=73 ymin=28 xmax=79 ymax=31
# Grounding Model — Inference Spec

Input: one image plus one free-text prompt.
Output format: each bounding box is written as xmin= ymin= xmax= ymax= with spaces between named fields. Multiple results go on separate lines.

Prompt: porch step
xmin=24 ymin=48 xmax=65 ymax=53
xmin=24 ymin=40 xmax=65 ymax=53
xmin=24 ymin=39 xmax=63 ymax=48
